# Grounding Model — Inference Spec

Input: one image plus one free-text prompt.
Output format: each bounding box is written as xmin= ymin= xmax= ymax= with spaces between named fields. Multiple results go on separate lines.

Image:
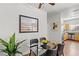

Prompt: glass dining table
xmin=23 ymin=41 xmax=58 ymax=56
xmin=38 ymin=47 xmax=47 ymax=56
xmin=38 ymin=44 xmax=58 ymax=56
xmin=22 ymin=44 xmax=47 ymax=56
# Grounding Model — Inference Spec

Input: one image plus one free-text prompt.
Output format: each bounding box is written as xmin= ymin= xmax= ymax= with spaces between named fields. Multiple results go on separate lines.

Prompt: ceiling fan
xmin=38 ymin=3 xmax=55 ymax=9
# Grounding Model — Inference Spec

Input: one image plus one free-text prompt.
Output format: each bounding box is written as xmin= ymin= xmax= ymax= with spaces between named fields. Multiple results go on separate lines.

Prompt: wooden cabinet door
xmin=64 ymin=33 xmax=68 ymax=40
xmin=75 ymin=33 xmax=79 ymax=41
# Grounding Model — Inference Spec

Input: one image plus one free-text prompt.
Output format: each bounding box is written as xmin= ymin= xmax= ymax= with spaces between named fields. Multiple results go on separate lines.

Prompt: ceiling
xmin=26 ymin=3 xmax=79 ymax=13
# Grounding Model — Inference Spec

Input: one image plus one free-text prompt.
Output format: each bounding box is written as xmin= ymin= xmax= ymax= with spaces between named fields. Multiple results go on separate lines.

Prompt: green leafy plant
xmin=0 ymin=33 xmax=25 ymax=56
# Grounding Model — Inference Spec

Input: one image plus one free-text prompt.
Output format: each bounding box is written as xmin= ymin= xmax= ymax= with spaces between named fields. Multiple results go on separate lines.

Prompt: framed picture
xmin=19 ymin=15 xmax=39 ymax=33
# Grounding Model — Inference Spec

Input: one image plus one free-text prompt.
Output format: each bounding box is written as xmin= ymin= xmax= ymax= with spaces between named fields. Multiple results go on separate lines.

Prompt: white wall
xmin=47 ymin=12 xmax=62 ymax=43
xmin=0 ymin=3 xmax=47 ymax=56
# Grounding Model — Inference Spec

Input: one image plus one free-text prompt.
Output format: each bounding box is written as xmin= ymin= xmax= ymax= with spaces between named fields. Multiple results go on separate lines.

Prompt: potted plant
xmin=40 ymin=38 xmax=48 ymax=49
xmin=0 ymin=33 xmax=25 ymax=56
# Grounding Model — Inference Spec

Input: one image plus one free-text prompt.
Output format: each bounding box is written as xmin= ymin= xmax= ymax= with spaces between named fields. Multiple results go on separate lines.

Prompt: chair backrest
xmin=30 ymin=39 xmax=38 ymax=45
xmin=57 ymin=44 xmax=64 ymax=56
xmin=30 ymin=39 xmax=38 ymax=56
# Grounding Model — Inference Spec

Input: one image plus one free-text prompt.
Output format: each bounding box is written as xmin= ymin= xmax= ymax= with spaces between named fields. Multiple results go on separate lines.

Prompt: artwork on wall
xmin=52 ymin=21 xmax=58 ymax=31
xmin=19 ymin=15 xmax=39 ymax=33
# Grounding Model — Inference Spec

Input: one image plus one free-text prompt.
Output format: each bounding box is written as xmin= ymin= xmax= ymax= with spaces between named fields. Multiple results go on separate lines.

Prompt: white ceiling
xmin=26 ymin=3 xmax=79 ymax=13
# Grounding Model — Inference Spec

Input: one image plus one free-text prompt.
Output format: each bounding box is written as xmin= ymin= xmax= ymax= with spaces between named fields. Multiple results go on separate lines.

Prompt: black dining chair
xmin=57 ymin=43 xmax=64 ymax=56
xmin=29 ymin=39 xmax=38 ymax=56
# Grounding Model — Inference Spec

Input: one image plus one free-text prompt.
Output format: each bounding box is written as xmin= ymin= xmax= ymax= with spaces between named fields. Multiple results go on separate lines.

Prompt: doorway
xmin=63 ymin=18 xmax=79 ymax=56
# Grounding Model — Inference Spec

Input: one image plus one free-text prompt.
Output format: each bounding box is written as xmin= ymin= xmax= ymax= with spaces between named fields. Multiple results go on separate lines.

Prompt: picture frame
xmin=19 ymin=15 xmax=39 ymax=33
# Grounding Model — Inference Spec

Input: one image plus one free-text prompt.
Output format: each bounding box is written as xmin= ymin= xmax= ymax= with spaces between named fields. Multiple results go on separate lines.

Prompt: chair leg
xmin=63 ymin=53 xmax=64 ymax=56
xmin=30 ymin=50 xmax=37 ymax=56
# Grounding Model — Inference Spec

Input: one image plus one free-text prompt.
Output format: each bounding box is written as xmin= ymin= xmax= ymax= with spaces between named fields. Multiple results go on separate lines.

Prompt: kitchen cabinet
xmin=64 ymin=33 xmax=68 ymax=40
xmin=75 ymin=33 xmax=79 ymax=41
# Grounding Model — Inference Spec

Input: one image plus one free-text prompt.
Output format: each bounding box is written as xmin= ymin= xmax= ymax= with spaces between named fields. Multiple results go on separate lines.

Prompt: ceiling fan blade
xmin=38 ymin=3 xmax=43 ymax=9
xmin=49 ymin=3 xmax=55 ymax=6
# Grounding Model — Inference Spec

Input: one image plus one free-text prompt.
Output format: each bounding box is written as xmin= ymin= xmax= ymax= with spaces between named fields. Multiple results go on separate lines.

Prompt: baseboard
xmin=64 ymin=39 xmax=79 ymax=42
